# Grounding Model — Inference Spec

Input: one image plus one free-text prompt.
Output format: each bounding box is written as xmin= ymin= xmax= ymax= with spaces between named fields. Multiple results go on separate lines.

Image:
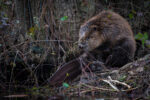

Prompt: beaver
xmin=78 ymin=10 xmax=136 ymax=67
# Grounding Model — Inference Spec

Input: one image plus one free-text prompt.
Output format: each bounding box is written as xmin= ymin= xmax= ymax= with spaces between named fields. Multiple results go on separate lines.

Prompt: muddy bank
xmin=51 ymin=54 xmax=150 ymax=99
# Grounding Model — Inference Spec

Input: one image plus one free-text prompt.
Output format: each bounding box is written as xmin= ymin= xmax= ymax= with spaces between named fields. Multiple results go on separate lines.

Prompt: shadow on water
xmin=0 ymin=95 xmax=127 ymax=100
xmin=0 ymin=92 xmax=130 ymax=100
xmin=0 ymin=84 xmax=131 ymax=100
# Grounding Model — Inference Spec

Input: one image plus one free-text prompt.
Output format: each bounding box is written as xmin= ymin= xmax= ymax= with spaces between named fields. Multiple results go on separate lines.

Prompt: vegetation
xmin=0 ymin=0 xmax=150 ymax=99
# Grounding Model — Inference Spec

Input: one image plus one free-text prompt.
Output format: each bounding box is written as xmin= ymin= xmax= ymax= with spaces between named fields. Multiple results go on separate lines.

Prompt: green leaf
xmin=63 ymin=82 xmax=69 ymax=88
xmin=29 ymin=27 xmax=35 ymax=33
xmin=131 ymin=10 xmax=136 ymax=14
xmin=119 ymin=75 xmax=127 ymax=82
xmin=28 ymin=27 xmax=36 ymax=39
xmin=107 ymin=14 xmax=112 ymax=18
xmin=4 ymin=13 xmax=8 ymax=17
xmin=66 ymin=73 xmax=69 ymax=77
xmin=31 ymin=86 xmax=38 ymax=91
xmin=142 ymin=39 xmax=146 ymax=48
xmin=144 ymin=32 xmax=148 ymax=40
xmin=135 ymin=32 xmax=143 ymax=40
xmin=129 ymin=13 xmax=134 ymax=19
xmin=60 ymin=16 xmax=68 ymax=21
xmin=10 ymin=62 xmax=16 ymax=67
xmin=51 ymin=52 xmax=56 ymax=55
xmin=135 ymin=32 xmax=149 ymax=48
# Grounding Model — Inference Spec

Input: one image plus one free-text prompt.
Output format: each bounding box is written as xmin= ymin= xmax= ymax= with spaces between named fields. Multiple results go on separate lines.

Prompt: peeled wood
xmin=48 ymin=58 xmax=82 ymax=86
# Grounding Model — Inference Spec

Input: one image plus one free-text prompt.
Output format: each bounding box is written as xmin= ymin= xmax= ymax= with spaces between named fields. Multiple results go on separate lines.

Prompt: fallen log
xmin=48 ymin=58 xmax=81 ymax=86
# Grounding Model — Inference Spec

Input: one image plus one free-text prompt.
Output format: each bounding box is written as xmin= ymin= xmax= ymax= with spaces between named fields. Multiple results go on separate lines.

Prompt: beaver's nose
xmin=78 ymin=43 xmax=86 ymax=49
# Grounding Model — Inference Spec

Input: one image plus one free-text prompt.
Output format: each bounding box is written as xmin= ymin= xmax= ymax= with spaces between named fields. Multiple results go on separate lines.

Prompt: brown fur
xmin=78 ymin=10 xmax=136 ymax=67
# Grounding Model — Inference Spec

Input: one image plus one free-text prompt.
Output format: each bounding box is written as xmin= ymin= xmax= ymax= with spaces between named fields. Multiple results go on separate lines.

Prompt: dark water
xmin=0 ymin=88 xmax=129 ymax=100
xmin=0 ymin=96 xmax=121 ymax=100
xmin=0 ymin=92 xmax=129 ymax=100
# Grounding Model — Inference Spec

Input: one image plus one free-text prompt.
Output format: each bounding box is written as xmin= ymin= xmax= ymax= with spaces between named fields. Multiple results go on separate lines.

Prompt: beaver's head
xmin=78 ymin=24 xmax=104 ymax=51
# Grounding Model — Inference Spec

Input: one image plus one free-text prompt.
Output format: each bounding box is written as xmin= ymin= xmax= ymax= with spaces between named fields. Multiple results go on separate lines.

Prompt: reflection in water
xmin=1 ymin=94 xmax=128 ymax=100
xmin=0 ymin=90 xmax=130 ymax=100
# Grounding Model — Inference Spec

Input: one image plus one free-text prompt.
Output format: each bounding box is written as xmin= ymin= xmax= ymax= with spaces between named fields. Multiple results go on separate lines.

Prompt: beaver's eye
xmin=93 ymin=27 xmax=97 ymax=31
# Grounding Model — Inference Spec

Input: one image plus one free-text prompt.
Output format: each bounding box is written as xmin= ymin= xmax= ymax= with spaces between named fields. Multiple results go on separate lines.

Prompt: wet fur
xmin=78 ymin=10 xmax=136 ymax=67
